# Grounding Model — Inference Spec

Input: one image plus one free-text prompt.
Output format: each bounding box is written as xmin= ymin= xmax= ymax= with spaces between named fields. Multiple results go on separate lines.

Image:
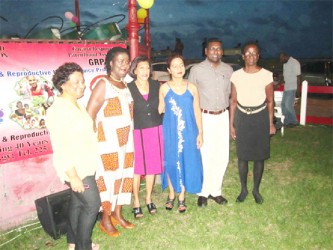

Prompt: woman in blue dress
xmin=158 ymin=54 xmax=203 ymax=213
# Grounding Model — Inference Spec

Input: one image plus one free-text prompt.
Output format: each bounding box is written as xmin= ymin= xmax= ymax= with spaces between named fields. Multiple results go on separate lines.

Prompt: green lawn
xmin=1 ymin=125 xmax=332 ymax=250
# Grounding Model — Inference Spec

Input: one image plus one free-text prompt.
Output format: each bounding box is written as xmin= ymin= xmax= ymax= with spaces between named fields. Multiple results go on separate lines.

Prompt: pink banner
xmin=0 ymin=41 xmax=126 ymax=164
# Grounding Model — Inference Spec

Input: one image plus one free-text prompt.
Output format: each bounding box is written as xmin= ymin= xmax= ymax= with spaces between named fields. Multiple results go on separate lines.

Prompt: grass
xmin=1 ymin=125 xmax=332 ymax=250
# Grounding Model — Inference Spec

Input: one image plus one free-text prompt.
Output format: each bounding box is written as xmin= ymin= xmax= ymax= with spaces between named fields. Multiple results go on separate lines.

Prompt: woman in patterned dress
xmin=87 ymin=47 xmax=134 ymax=237
xmin=158 ymin=54 xmax=203 ymax=213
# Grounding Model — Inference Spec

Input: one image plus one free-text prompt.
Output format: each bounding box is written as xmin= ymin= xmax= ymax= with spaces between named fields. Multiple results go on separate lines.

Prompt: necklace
xmin=110 ymin=74 xmax=122 ymax=82
xmin=108 ymin=78 xmax=129 ymax=97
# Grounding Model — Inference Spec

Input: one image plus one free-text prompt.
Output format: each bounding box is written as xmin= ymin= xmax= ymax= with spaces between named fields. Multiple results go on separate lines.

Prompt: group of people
xmin=11 ymin=100 xmax=47 ymax=129
xmin=11 ymin=75 xmax=55 ymax=130
xmin=46 ymin=38 xmax=300 ymax=249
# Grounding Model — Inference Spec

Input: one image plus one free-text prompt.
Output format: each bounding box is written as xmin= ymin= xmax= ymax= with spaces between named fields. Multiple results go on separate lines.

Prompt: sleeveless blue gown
xmin=161 ymin=83 xmax=203 ymax=194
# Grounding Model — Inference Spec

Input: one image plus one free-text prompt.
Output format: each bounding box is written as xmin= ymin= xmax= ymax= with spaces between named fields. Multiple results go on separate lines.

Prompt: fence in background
xmin=299 ymin=81 xmax=333 ymax=126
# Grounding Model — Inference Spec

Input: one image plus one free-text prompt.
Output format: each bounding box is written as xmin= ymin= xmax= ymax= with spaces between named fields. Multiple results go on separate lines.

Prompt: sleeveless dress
xmin=94 ymin=77 xmax=134 ymax=213
xmin=161 ymin=83 xmax=203 ymax=194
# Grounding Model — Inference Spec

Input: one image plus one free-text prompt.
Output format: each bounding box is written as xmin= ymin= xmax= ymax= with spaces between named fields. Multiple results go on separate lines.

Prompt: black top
xmin=127 ymin=79 xmax=162 ymax=129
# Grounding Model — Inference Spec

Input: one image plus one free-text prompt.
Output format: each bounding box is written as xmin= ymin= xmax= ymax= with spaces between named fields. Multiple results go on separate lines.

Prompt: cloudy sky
xmin=0 ymin=0 xmax=332 ymax=60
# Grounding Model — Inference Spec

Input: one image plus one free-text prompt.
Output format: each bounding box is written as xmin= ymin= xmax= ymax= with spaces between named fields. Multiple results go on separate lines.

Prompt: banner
xmin=0 ymin=41 xmax=126 ymax=164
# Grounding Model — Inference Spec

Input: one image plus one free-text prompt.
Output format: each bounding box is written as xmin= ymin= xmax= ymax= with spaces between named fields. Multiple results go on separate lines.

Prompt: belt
xmin=201 ymin=108 xmax=227 ymax=115
xmin=237 ymin=103 xmax=266 ymax=115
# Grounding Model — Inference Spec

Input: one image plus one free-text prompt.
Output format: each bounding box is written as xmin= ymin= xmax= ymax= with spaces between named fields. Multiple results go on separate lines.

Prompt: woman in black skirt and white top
xmin=229 ymin=41 xmax=276 ymax=204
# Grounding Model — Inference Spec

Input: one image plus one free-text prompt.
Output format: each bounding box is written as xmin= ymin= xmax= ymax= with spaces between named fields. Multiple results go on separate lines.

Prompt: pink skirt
xmin=133 ymin=125 xmax=164 ymax=175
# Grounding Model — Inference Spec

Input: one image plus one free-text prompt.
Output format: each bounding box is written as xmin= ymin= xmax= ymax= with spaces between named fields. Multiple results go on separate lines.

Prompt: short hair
xmin=52 ymin=62 xmax=83 ymax=94
xmin=129 ymin=56 xmax=152 ymax=79
xmin=166 ymin=53 xmax=184 ymax=68
xmin=206 ymin=38 xmax=223 ymax=48
xmin=241 ymin=41 xmax=261 ymax=54
xmin=105 ymin=47 xmax=130 ymax=75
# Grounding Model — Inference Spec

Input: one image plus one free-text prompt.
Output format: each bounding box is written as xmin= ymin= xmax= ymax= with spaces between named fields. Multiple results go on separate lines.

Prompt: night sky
xmin=0 ymin=0 xmax=332 ymax=60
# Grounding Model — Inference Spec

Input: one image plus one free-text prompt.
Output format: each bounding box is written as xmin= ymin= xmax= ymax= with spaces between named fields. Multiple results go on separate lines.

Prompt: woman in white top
xmin=229 ymin=42 xmax=276 ymax=204
xmin=46 ymin=62 xmax=100 ymax=250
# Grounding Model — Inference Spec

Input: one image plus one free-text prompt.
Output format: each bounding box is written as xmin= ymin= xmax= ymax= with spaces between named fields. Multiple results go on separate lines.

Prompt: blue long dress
xmin=161 ymin=83 xmax=203 ymax=194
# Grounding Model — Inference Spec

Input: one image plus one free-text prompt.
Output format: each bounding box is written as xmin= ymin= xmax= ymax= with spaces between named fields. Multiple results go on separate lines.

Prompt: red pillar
xmin=75 ymin=0 xmax=80 ymax=31
xmin=126 ymin=0 xmax=140 ymax=61
xmin=144 ymin=9 xmax=151 ymax=59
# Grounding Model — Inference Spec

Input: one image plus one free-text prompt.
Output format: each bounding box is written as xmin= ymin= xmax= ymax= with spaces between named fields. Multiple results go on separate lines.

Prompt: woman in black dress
xmin=229 ymin=42 xmax=276 ymax=204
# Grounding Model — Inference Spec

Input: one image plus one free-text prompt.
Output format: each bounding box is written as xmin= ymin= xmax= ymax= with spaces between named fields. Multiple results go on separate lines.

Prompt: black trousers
xmin=66 ymin=175 xmax=100 ymax=250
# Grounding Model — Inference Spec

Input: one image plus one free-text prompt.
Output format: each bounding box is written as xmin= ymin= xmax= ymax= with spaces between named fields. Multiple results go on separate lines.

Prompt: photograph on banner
xmin=10 ymin=75 xmax=57 ymax=130
xmin=0 ymin=41 xmax=126 ymax=164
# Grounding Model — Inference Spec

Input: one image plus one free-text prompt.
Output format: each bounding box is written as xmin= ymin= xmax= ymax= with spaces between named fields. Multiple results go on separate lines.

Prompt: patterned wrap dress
xmin=95 ymin=77 xmax=134 ymax=213
xmin=161 ymin=83 xmax=203 ymax=194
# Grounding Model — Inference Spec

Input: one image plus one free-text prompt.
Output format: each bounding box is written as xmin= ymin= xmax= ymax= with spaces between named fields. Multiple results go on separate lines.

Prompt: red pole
xmin=75 ymin=0 xmax=80 ymax=31
xmin=126 ymin=0 xmax=140 ymax=61
xmin=145 ymin=9 xmax=151 ymax=59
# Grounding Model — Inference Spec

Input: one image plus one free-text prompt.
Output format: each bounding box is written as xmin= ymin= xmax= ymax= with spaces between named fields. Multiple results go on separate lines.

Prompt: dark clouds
xmin=0 ymin=0 xmax=332 ymax=59
xmin=148 ymin=0 xmax=332 ymax=59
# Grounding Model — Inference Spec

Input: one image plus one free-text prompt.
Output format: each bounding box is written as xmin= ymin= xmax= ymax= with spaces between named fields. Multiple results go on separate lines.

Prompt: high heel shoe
xmin=165 ymin=196 xmax=175 ymax=210
xmin=178 ymin=199 xmax=187 ymax=213
xmin=132 ymin=207 xmax=144 ymax=219
xmin=98 ymin=222 xmax=120 ymax=238
xmin=147 ymin=203 xmax=157 ymax=214
xmin=111 ymin=215 xmax=135 ymax=229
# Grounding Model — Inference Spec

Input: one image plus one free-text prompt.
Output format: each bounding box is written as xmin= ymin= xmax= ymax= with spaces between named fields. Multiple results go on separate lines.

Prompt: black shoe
xmin=236 ymin=191 xmax=248 ymax=203
xmin=132 ymin=207 xmax=143 ymax=219
xmin=178 ymin=199 xmax=187 ymax=213
xmin=197 ymin=196 xmax=208 ymax=207
xmin=208 ymin=195 xmax=228 ymax=205
xmin=165 ymin=196 xmax=175 ymax=210
xmin=252 ymin=191 xmax=264 ymax=204
xmin=146 ymin=203 xmax=157 ymax=214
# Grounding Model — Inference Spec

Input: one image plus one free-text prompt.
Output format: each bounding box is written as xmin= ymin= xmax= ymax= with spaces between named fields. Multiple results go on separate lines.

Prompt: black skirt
xmin=235 ymin=107 xmax=270 ymax=161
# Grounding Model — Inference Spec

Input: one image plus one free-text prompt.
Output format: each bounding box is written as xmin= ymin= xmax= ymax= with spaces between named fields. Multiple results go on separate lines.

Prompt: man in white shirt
xmin=188 ymin=38 xmax=233 ymax=207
